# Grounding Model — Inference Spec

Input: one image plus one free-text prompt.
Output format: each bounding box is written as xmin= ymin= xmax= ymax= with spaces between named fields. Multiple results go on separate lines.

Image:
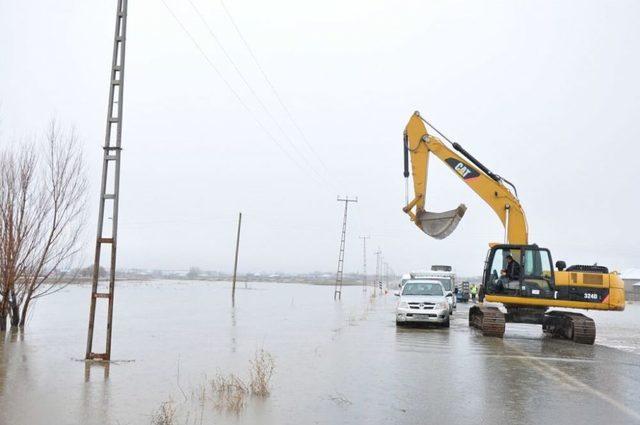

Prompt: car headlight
xmin=435 ymin=301 xmax=449 ymax=310
xmin=398 ymin=301 xmax=409 ymax=308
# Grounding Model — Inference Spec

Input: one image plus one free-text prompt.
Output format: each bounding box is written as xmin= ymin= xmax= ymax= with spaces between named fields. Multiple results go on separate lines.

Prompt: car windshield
xmin=402 ymin=282 xmax=443 ymax=296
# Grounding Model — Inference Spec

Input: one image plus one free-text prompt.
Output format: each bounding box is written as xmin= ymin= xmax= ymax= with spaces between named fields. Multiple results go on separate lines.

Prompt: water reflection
xmin=80 ymin=361 xmax=112 ymax=425
xmin=0 ymin=283 xmax=638 ymax=425
xmin=0 ymin=332 xmax=6 ymax=398
xmin=230 ymin=304 xmax=237 ymax=354
xmin=84 ymin=360 xmax=110 ymax=382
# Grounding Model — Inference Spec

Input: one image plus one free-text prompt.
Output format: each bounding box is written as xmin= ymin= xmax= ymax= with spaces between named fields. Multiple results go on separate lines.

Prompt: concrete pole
xmin=232 ymin=212 xmax=242 ymax=302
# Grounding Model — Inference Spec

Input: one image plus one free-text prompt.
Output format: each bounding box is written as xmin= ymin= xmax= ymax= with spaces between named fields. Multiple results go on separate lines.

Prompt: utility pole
xmin=334 ymin=196 xmax=358 ymax=300
xmin=231 ymin=212 xmax=242 ymax=303
xmin=384 ymin=262 xmax=389 ymax=291
xmin=359 ymin=235 xmax=369 ymax=292
xmin=374 ymin=248 xmax=381 ymax=296
xmin=388 ymin=265 xmax=396 ymax=289
xmin=86 ymin=0 xmax=128 ymax=361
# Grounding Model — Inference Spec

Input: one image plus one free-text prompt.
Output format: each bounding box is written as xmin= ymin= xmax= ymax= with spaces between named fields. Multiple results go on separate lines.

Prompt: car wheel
xmin=442 ymin=317 xmax=450 ymax=328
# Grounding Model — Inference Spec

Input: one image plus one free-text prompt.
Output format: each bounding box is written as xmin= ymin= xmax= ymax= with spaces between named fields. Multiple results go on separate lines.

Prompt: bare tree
xmin=0 ymin=121 xmax=87 ymax=330
xmin=0 ymin=146 xmax=40 ymax=329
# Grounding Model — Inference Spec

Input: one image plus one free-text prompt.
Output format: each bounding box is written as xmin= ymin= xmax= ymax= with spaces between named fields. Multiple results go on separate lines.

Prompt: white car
xmin=402 ymin=265 xmax=457 ymax=314
xmin=395 ymin=280 xmax=450 ymax=327
xmin=408 ymin=272 xmax=457 ymax=314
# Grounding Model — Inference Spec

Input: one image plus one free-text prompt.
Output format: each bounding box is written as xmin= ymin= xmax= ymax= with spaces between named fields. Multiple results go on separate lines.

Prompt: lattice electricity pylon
xmin=85 ymin=0 xmax=128 ymax=361
xmin=383 ymin=262 xmax=389 ymax=291
xmin=359 ymin=235 xmax=369 ymax=292
xmin=374 ymin=248 xmax=381 ymax=296
xmin=334 ymin=196 xmax=357 ymax=300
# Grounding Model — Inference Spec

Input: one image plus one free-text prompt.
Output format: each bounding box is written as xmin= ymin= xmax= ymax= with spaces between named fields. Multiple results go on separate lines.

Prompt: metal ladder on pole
xmin=85 ymin=0 xmax=128 ymax=361
xmin=334 ymin=196 xmax=357 ymax=300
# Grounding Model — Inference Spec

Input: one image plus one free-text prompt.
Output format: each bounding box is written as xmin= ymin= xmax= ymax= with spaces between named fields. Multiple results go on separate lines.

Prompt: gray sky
xmin=1 ymin=0 xmax=639 ymax=276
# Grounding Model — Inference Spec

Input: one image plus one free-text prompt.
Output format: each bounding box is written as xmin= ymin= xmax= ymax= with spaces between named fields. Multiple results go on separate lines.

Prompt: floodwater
xmin=1 ymin=281 xmax=640 ymax=425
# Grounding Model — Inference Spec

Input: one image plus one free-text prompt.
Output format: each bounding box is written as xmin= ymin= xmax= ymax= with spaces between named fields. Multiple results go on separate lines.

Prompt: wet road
xmin=0 ymin=281 xmax=639 ymax=425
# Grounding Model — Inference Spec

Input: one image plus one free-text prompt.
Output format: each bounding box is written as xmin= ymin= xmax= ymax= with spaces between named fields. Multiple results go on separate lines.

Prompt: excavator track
xmin=542 ymin=311 xmax=596 ymax=345
xmin=469 ymin=305 xmax=505 ymax=338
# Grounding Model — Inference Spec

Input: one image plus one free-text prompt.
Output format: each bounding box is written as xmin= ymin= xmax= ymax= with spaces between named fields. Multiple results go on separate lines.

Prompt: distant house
xmin=621 ymin=269 xmax=640 ymax=297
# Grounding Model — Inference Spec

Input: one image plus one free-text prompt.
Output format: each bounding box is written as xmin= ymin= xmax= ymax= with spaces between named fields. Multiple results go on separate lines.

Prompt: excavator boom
xmin=403 ymin=111 xmax=528 ymax=244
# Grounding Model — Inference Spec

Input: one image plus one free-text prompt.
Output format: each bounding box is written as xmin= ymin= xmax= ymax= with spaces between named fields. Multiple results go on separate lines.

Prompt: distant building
xmin=621 ymin=269 xmax=640 ymax=297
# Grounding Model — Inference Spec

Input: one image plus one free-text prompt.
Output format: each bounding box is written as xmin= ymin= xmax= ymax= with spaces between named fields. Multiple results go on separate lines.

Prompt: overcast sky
xmin=1 ymin=0 xmax=639 ymax=276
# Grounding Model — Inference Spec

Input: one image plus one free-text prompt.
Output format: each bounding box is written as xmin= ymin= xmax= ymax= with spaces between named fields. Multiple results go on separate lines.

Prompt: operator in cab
xmin=504 ymin=255 xmax=521 ymax=280
xmin=495 ymin=254 xmax=521 ymax=292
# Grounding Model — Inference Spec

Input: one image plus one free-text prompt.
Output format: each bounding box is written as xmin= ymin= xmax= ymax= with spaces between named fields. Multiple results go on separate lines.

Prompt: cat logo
xmin=445 ymin=158 xmax=480 ymax=180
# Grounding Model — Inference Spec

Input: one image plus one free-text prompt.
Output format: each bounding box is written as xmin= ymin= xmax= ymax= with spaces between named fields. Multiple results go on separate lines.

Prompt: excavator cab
xmin=482 ymin=244 xmax=556 ymax=299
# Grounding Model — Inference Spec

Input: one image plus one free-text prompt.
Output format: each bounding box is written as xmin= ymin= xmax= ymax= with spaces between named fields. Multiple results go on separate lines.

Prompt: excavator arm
xmin=403 ymin=111 xmax=529 ymax=245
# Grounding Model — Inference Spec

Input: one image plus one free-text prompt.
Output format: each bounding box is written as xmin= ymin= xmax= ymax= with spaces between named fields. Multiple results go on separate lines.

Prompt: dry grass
xmin=210 ymin=373 xmax=249 ymax=414
xmin=151 ymin=402 xmax=177 ymax=425
xmin=150 ymin=349 xmax=276 ymax=421
xmin=190 ymin=382 xmax=207 ymax=406
xmin=249 ymin=349 xmax=275 ymax=396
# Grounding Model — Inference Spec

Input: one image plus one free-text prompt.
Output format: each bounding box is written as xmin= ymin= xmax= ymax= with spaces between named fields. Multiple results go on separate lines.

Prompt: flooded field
xmin=1 ymin=281 xmax=640 ymax=425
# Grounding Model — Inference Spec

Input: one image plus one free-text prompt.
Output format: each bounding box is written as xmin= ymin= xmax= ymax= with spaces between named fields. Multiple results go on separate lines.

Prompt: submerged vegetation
xmin=151 ymin=349 xmax=276 ymax=423
xmin=249 ymin=349 xmax=275 ymax=396
xmin=210 ymin=373 xmax=248 ymax=413
xmin=150 ymin=402 xmax=177 ymax=425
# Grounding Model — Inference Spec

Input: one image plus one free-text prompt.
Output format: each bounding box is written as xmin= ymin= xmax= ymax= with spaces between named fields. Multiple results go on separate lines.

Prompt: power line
xmin=159 ymin=0 xmax=327 ymax=188
xmin=219 ymin=0 xmax=332 ymax=175
xmin=186 ymin=0 xmax=332 ymax=188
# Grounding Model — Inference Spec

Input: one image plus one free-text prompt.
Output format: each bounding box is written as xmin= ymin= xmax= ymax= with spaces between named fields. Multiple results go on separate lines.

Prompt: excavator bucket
xmin=417 ymin=204 xmax=467 ymax=239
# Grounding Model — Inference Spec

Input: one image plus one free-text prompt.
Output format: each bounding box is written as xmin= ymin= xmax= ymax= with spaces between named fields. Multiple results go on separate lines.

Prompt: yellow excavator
xmin=402 ymin=111 xmax=625 ymax=344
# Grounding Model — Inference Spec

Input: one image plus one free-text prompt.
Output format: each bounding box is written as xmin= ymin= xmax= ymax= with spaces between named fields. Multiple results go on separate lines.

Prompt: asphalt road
xmin=391 ymin=301 xmax=640 ymax=425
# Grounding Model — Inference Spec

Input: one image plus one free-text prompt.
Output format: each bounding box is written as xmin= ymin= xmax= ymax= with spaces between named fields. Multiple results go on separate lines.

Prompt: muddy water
xmin=1 ymin=281 xmax=639 ymax=425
